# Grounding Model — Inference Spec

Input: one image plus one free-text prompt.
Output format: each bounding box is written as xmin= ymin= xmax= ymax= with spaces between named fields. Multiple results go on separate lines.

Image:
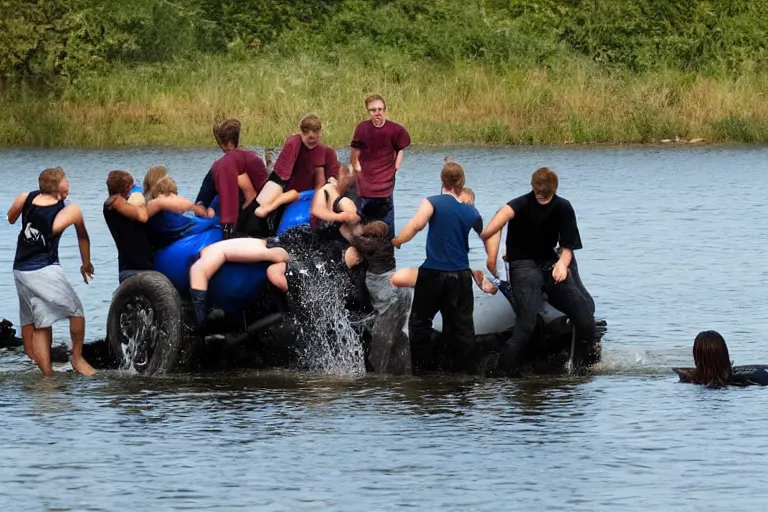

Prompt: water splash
xmin=289 ymin=259 xmax=367 ymax=377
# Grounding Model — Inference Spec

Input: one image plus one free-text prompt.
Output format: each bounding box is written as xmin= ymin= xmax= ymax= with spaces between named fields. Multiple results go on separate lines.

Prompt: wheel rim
xmin=118 ymin=295 xmax=160 ymax=373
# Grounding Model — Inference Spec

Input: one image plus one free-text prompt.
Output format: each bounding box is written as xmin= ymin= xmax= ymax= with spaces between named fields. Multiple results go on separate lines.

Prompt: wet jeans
xmin=408 ymin=268 xmax=475 ymax=373
xmin=499 ymin=259 xmax=596 ymax=373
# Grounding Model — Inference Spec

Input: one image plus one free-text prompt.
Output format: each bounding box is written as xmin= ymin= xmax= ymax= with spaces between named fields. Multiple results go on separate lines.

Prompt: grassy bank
xmin=3 ymin=54 xmax=768 ymax=148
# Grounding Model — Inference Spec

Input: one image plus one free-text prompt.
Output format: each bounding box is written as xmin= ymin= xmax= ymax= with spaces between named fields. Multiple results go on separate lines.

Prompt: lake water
xmin=1 ymin=145 xmax=767 ymax=510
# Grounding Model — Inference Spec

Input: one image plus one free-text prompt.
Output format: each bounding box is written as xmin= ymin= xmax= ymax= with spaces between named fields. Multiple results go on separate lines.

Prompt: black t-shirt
xmin=505 ymin=191 xmax=582 ymax=263
xmin=103 ymin=204 xmax=155 ymax=273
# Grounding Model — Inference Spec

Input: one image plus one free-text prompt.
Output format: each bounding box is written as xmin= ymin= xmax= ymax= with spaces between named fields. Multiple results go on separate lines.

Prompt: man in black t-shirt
xmin=481 ymin=167 xmax=595 ymax=375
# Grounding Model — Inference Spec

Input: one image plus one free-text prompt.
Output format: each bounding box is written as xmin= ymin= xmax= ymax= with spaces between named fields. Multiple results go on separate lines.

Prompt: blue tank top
xmin=147 ymin=211 xmax=219 ymax=249
xmin=421 ymin=194 xmax=482 ymax=272
xmin=13 ymin=191 xmax=66 ymax=271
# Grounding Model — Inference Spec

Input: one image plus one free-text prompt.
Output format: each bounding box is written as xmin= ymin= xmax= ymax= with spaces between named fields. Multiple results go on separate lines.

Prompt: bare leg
xmin=69 ymin=316 xmax=95 ymax=376
xmin=254 ymin=181 xmax=284 ymax=218
xmin=390 ymin=268 xmax=419 ymax=288
xmin=191 ymin=238 xmax=290 ymax=291
xmin=22 ymin=324 xmax=35 ymax=361
xmin=32 ymin=326 xmax=53 ymax=376
xmin=254 ymin=189 xmax=299 ymax=217
xmin=237 ymin=173 xmax=257 ymax=207
xmin=267 ymin=262 xmax=288 ymax=293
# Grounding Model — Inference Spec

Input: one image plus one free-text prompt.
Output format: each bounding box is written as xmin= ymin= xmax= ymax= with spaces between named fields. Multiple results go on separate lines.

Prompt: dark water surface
xmin=1 ymin=146 xmax=767 ymax=510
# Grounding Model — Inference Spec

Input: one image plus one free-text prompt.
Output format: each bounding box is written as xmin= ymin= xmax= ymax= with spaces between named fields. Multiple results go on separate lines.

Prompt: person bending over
xmin=7 ymin=167 xmax=96 ymax=376
xmin=103 ymin=170 xmax=154 ymax=284
xmin=194 ymin=119 xmax=269 ymax=239
xmin=480 ymin=167 xmax=595 ymax=376
xmin=144 ymin=174 xmax=215 ymax=249
xmin=392 ymin=161 xmax=488 ymax=374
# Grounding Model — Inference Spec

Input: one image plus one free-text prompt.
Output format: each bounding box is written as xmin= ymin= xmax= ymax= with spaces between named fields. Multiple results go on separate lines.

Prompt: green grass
xmin=3 ymin=54 xmax=768 ymax=148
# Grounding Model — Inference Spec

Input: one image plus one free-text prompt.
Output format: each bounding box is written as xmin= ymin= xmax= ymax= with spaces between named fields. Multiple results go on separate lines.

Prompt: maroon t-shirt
xmin=212 ymin=149 xmax=268 ymax=224
xmin=350 ymin=120 xmax=411 ymax=198
xmin=273 ymin=134 xmax=326 ymax=193
xmin=324 ymin=146 xmax=341 ymax=182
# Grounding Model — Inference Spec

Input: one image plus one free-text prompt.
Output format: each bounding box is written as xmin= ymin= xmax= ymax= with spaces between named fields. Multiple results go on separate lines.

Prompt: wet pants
xmin=499 ymin=259 xmax=596 ymax=372
xmin=408 ymin=268 xmax=475 ymax=373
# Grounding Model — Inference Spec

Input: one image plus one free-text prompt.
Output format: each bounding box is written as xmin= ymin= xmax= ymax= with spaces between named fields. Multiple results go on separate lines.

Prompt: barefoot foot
xmin=71 ymin=356 xmax=96 ymax=376
xmin=254 ymin=205 xmax=270 ymax=218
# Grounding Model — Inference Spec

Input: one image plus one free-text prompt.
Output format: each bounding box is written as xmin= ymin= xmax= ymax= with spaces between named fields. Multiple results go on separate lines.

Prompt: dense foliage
xmin=3 ymin=0 xmax=768 ymax=87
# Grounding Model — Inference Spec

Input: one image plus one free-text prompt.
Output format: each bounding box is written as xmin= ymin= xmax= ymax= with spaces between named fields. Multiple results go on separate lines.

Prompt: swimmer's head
xmin=692 ymin=330 xmax=732 ymax=386
xmin=143 ymin=165 xmax=168 ymax=201
xmin=441 ymin=161 xmax=466 ymax=195
xmin=531 ymin=167 xmax=558 ymax=205
xmin=106 ymin=170 xmax=135 ymax=198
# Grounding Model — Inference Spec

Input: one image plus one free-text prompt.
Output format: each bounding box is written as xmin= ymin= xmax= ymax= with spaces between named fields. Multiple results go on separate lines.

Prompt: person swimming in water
xmin=674 ymin=330 xmax=768 ymax=387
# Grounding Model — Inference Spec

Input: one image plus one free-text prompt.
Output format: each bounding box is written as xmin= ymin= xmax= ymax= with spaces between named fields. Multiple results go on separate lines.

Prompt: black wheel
xmin=107 ymin=271 xmax=186 ymax=375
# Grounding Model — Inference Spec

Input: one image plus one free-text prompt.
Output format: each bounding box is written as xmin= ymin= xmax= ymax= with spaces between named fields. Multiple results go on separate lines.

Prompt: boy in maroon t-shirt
xmin=349 ymin=94 xmax=411 ymax=235
xmin=251 ymin=115 xmax=328 ymax=223
xmin=196 ymin=119 xmax=269 ymax=239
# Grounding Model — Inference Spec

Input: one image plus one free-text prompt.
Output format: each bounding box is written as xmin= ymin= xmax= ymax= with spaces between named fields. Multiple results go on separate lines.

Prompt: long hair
xmin=690 ymin=330 xmax=732 ymax=386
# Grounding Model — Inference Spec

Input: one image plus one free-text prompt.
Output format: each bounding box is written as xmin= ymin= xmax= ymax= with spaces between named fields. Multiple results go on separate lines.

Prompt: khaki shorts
xmin=14 ymin=265 xmax=84 ymax=328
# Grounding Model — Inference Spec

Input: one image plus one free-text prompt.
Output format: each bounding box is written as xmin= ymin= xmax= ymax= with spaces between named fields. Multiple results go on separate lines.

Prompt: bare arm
xmin=52 ymin=204 xmax=93 ymax=283
xmin=392 ymin=198 xmax=434 ymax=248
xmin=484 ymin=231 xmax=502 ymax=277
xmin=311 ymin=185 xmax=345 ymax=223
xmin=109 ymin=195 xmax=148 ymax=222
xmin=147 ymin=195 xmax=211 ymax=218
xmin=480 ymin=204 xmax=515 ymax=241
xmin=394 ymin=149 xmax=405 ymax=172
xmin=7 ymin=193 xmax=28 ymax=224
xmin=350 ymin=148 xmax=361 ymax=172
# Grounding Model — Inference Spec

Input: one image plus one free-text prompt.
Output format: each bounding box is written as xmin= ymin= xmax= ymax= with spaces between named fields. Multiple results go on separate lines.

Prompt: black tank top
xmin=13 ymin=191 xmax=66 ymax=271
xmin=103 ymin=203 xmax=155 ymax=272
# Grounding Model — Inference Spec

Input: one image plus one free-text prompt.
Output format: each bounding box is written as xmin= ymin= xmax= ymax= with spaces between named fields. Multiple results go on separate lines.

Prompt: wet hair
xmin=143 ymin=165 xmax=168 ymax=200
xmin=531 ymin=167 xmax=559 ymax=198
xmin=690 ymin=330 xmax=732 ymax=386
xmin=153 ymin=176 xmax=179 ymax=197
xmin=351 ymin=220 xmax=391 ymax=255
xmin=213 ymin=118 xmax=241 ymax=148
xmin=39 ymin=167 xmax=65 ymax=195
xmin=365 ymin=94 xmax=387 ymax=109
xmin=441 ymin=162 xmax=466 ymax=193
xmin=106 ymin=170 xmax=134 ymax=197
xmin=336 ymin=163 xmax=355 ymax=194
xmin=461 ymin=187 xmax=475 ymax=205
xmin=299 ymin=114 xmax=322 ymax=134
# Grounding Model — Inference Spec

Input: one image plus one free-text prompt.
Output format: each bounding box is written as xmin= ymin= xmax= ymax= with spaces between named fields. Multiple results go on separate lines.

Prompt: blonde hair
xmin=143 ymin=165 xmax=168 ymax=200
xmin=153 ymin=176 xmax=179 ymax=197
xmin=299 ymin=114 xmax=322 ymax=133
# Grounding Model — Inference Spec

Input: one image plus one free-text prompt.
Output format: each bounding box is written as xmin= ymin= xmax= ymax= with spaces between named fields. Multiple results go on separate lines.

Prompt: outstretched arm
xmin=147 ymin=195 xmax=211 ymax=218
xmin=7 ymin=193 xmax=29 ymax=224
xmin=392 ymin=198 xmax=434 ymax=248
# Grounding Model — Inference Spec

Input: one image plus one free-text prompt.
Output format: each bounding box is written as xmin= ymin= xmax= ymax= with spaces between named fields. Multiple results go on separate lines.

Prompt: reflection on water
xmin=2 ymin=146 xmax=768 ymax=509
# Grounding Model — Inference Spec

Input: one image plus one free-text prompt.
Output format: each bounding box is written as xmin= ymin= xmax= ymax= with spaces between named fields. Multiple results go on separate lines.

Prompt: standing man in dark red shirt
xmin=195 ymin=119 xmax=269 ymax=239
xmin=350 ymin=94 xmax=411 ymax=235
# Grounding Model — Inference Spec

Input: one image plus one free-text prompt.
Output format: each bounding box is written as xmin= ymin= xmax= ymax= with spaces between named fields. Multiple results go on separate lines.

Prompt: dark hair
xmin=690 ymin=330 xmax=732 ymax=386
xmin=106 ymin=170 xmax=134 ymax=196
xmin=213 ymin=118 xmax=241 ymax=147
xmin=531 ymin=167 xmax=559 ymax=198
xmin=350 ymin=220 xmax=390 ymax=255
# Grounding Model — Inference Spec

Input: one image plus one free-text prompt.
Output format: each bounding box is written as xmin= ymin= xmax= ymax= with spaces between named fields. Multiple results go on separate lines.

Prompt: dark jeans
xmin=500 ymin=259 xmax=596 ymax=372
xmin=359 ymin=195 xmax=395 ymax=235
xmin=408 ymin=268 xmax=475 ymax=373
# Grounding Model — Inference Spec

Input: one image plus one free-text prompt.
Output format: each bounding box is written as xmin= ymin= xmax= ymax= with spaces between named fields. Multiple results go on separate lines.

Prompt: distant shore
xmin=3 ymin=56 xmax=768 ymax=148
